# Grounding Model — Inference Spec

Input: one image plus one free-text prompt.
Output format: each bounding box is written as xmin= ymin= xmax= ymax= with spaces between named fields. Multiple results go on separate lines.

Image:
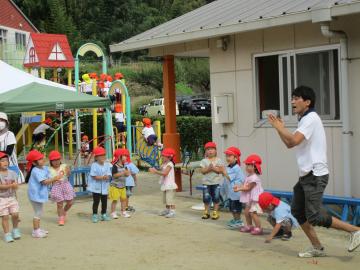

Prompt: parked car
xmin=138 ymin=104 xmax=149 ymax=115
xmin=145 ymin=98 xmax=179 ymax=116
xmin=179 ymin=98 xmax=211 ymax=116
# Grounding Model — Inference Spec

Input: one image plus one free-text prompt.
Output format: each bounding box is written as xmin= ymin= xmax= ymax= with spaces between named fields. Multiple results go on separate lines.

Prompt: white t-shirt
xmin=142 ymin=126 xmax=155 ymax=139
xmin=115 ymin=112 xmax=125 ymax=123
xmin=295 ymin=111 xmax=329 ymax=177
xmin=33 ymin=123 xmax=50 ymax=135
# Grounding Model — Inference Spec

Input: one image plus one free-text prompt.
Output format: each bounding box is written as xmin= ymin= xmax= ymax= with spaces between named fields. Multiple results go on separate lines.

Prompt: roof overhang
xmin=110 ymin=2 xmax=360 ymax=53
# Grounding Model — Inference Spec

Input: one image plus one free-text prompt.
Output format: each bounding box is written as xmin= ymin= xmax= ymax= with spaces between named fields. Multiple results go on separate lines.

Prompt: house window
xmin=15 ymin=33 xmax=26 ymax=48
xmin=0 ymin=28 xmax=7 ymax=44
xmin=29 ymin=47 xmax=36 ymax=63
xmin=255 ymin=46 xmax=340 ymax=121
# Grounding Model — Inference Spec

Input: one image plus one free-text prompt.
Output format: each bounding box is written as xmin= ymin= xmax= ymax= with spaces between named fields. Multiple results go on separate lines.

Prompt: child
xmin=259 ymin=192 xmax=299 ymax=242
xmin=48 ymin=151 xmax=75 ymax=226
xmin=149 ymin=148 xmax=177 ymax=218
xmin=32 ymin=118 xmax=54 ymax=149
xmin=26 ymin=150 xmax=60 ymax=238
xmin=81 ymin=135 xmax=90 ymax=158
xmin=200 ymin=142 xmax=224 ymax=220
xmin=110 ymin=149 xmax=131 ymax=219
xmin=142 ymin=118 xmax=161 ymax=147
xmin=234 ymin=154 xmax=264 ymax=235
xmin=220 ymin=147 xmax=245 ymax=228
xmin=87 ymin=147 xmax=112 ymax=223
xmin=0 ymin=152 xmax=20 ymax=243
xmin=114 ymin=104 xmax=126 ymax=146
xmin=123 ymin=148 xmax=139 ymax=212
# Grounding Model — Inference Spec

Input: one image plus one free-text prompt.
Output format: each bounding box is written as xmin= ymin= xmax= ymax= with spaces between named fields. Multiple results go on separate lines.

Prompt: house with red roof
xmin=0 ymin=0 xmax=38 ymax=68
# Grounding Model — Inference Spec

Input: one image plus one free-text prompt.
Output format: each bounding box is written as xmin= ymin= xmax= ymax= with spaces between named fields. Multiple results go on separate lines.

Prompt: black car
xmin=180 ymin=98 xmax=211 ymax=116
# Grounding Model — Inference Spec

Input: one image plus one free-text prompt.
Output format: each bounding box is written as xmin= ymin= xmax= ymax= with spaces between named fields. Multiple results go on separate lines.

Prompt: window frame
xmin=253 ymin=44 xmax=341 ymax=126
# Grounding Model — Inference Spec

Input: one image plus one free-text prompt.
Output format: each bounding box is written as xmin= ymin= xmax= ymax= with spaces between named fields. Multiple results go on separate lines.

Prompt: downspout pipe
xmin=320 ymin=23 xmax=352 ymax=196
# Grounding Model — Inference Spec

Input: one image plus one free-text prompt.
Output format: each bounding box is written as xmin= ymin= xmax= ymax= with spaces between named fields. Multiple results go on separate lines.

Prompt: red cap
xmin=107 ymin=75 xmax=113 ymax=82
xmin=112 ymin=148 xmax=130 ymax=164
xmin=100 ymin=73 xmax=107 ymax=81
xmin=44 ymin=118 xmax=52 ymax=125
xmin=114 ymin=72 xmax=123 ymax=80
xmin=224 ymin=146 xmax=241 ymax=165
xmin=244 ymin=154 xmax=262 ymax=175
xmin=98 ymin=81 xmax=105 ymax=89
xmin=142 ymin=118 xmax=152 ymax=127
xmin=82 ymin=135 xmax=89 ymax=141
xmin=49 ymin=150 xmax=61 ymax=161
xmin=89 ymin=72 xmax=97 ymax=79
xmin=26 ymin=150 xmax=44 ymax=172
xmin=93 ymin=147 xmax=106 ymax=157
xmin=0 ymin=152 xmax=8 ymax=159
xmin=204 ymin=142 xmax=216 ymax=149
xmin=259 ymin=192 xmax=280 ymax=210
xmin=162 ymin=148 xmax=176 ymax=158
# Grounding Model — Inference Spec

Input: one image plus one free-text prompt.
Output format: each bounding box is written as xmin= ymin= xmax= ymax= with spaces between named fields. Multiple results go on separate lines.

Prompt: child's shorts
xmin=248 ymin=202 xmax=263 ymax=214
xmin=202 ymin=184 xmax=220 ymax=204
xmin=146 ymin=135 xmax=158 ymax=146
xmin=267 ymin=216 xmax=294 ymax=228
xmin=163 ymin=190 xmax=175 ymax=205
xmin=0 ymin=197 xmax=19 ymax=216
xmin=229 ymin=200 xmax=243 ymax=213
xmin=126 ymin=186 xmax=133 ymax=197
xmin=109 ymin=186 xmax=127 ymax=201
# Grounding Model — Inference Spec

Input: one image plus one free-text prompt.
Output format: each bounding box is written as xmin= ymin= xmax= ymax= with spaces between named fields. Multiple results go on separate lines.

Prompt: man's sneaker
xmin=229 ymin=220 xmax=244 ymax=228
xmin=121 ymin=211 xmax=131 ymax=218
xmin=4 ymin=233 xmax=14 ymax=243
xmin=92 ymin=214 xmax=99 ymax=223
xmin=281 ymin=232 xmax=292 ymax=241
xmin=12 ymin=228 xmax=21 ymax=240
xmin=32 ymin=229 xmax=47 ymax=238
xmin=101 ymin=214 xmax=111 ymax=221
xmin=298 ymin=247 xmax=326 ymax=258
xmin=348 ymin=230 xmax=360 ymax=252
xmin=159 ymin=209 xmax=170 ymax=216
xmin=111 ymin=212 xmax=119 ymax=219
xmin=165 ymin=210 xmax=175 ymax=218
xmin=201 ymin=211 xmax=210 ymax=219
xmin=211 ymin=211 xmax=220 ymax=220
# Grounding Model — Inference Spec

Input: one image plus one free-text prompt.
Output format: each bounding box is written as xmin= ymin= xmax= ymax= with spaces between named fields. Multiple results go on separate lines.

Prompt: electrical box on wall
xmin=214 ymin=94 xmax=234 ymax=124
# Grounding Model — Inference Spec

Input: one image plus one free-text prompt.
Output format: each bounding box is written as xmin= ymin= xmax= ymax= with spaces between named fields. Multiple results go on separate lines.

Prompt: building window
xmin=255 ymin=46 xmax=340 ymax=121
xmin=29 ymin=47 xmax=36 ymax=63
xmin=0 ymin=28 xmax=7 ymax=44
xmin=15 ymin=33 xmax=26 ymax=48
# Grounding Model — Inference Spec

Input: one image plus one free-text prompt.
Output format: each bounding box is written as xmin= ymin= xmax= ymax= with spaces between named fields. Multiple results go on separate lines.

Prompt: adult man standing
xmin=268 ymin=85 xmax=360 ymax=257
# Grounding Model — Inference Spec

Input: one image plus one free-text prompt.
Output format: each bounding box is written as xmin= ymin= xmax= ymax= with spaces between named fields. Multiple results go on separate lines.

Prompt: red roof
xmin=24 ymin=33 xmax=74 ymax=68
xmin=0 ymin=0 xmax=38 ymax=32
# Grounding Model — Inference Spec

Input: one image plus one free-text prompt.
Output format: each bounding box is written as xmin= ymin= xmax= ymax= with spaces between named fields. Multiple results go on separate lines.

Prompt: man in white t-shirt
xmin=269 ymin=86 xmax=360 ymax=257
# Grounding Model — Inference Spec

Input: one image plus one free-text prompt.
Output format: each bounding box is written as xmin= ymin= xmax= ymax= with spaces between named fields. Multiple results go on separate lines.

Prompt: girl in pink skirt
xmin=48 ymin=151 xmax=75 ymax=226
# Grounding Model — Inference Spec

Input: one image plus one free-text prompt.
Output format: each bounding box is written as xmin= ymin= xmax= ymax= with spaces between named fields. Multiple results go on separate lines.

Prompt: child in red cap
xmin=87 ymin=147 xmax=112 ymax=223
xmin=48 ymin=151 xmax=75 ymax=226
xmin=259 ymin=192 xmax=299 ymax=242
xmin=81 ymin=135 xmax=90 ymax=159
xmin=234 ymin=154 xmax=264 ymax=235
xmin=32 ymin=118 xmax=55 ymax=150
xmin=0 ymin=152 xmax=21 ymax=243
xmin=200 ymin=142 xmax=224 ymax=220
xmin=149 ymin=148 xmax=177 ymax=218
xmin=26 ymin=150 xmax=61 ymax=238
xmin=220 ymin=146 xmax=245 ymax=228
xmin=141 ymin=118 xmax=162 ymax=147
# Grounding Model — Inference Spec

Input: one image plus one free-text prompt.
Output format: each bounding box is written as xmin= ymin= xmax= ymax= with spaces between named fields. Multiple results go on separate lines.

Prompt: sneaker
xmin=250 ymin=227 xmax=263 ymax=235
xmin=211 ymin=211 xmax=220 ymax=220
xmin=4 ymin=233 xmax=14 ymax=243
xmin=12 ymin=228 xmax=21 ymax=240
xmin=348 ymin=230 xmax=360 ymax=252
xmin=165 ymin=210 xmax=175 ymax=218
xmin=111 ymin=212 xmax=119 ymax=219
xmin=227 ymin=219 xmax=236 ymax=226
xmin=101 ymin=214 xmax=111 ymax=221
xmin=92 ymin=214 xmax=99 ymax=223
xmin=298 ymin=247 xmax=326 ymax=258
xmin=229 ymin=220 xmax=244 ymax=228
xmin=281 ymin=232 xmax=292 ymax=241
xmin=58 ymin=216 xmax=65 ymax=226
xmin=240 ymin=225 xmax=253 ymax=233
xmin=159 ymin=209 xmax=170 ymax=216
xmin=201 ymin=211 xmax=210 ymax=219
xmin=40 ymin=228 xmax=48 ymax=235
xmin=32 ymin=229 xmax=47 ymax=238
xmin=121 ymin=211 xmax=131 ymax=218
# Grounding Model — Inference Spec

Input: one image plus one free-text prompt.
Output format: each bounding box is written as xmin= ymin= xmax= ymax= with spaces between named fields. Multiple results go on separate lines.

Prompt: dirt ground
xmin=1 ymin=171 xmax=359 ymax=270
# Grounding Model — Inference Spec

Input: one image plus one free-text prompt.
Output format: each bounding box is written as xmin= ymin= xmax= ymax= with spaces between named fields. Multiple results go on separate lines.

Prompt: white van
xmin=145 ymin=98 xmax=179 ymax=116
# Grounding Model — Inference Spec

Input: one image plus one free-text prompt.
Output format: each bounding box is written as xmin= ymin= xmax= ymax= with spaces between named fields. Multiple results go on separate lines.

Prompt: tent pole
xmin=60 ymin=112 xmax=65 ymax=160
